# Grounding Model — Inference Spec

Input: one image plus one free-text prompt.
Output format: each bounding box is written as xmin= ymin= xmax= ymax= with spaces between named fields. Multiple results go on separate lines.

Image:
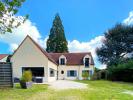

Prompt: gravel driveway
xmin=49 ymin=80 xmax=88 ymax=90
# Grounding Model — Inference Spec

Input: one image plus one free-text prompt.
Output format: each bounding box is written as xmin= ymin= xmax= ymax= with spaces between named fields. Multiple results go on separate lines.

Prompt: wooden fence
xmin=0 ymin=63 xmax=13 ymax=87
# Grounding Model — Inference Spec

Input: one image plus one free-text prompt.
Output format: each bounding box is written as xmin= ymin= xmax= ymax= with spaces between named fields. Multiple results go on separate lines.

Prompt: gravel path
xmin=49 ymin=80 xmax=88 ymax=90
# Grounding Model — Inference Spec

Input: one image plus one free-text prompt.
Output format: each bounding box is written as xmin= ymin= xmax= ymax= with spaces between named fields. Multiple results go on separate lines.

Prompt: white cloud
xmin=68 ymin=36 xmax=104 ymax=58
xmin=0 ymin=19 xmax=44 ymax=52
xmin=38 ymin=36 xmax=48 ymax=49
xmin=9 ymin=43 xmax=18 ymax=52
xmin=123 ymin=11 xmax=133 ymax=25
xmin=99 ymin=64 xmax=107 ymax=69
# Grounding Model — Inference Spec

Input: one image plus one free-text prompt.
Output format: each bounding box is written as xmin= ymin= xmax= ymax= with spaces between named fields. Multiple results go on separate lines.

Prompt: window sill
xmin=85 ymin=66 xmax=89 ymax=68
xmin=67 ymin=76 xmax=77 ymax=77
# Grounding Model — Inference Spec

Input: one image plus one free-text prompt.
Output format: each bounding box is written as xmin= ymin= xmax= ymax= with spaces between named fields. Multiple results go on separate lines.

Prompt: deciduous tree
xmin=96 ymin=24 xmax=133 ymax=66
xmin=0 ymin=0 xmax=27 ymax=33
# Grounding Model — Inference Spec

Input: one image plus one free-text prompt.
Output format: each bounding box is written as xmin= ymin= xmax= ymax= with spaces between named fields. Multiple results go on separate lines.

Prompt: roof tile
xmin=0 ymin=54 xmax=9 ymax=60
xmin=49 ymin=53 xmax=94 ymax=65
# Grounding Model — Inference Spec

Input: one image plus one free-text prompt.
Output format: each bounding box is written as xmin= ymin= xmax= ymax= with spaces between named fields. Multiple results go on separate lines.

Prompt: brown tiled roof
xmin=0 ymin=54 xmax=9 ymax=60
xmin=49 ymin=53 xmax=94 ymax=65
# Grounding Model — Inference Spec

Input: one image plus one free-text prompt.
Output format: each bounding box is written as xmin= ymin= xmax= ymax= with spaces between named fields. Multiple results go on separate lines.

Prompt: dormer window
xmin=59 ymin=55 xmax=66 ymax=65
xmin=83 ymin=55 xmax=91 ymax=67
xmin=60 ymin=58 xmax=65 ymax=65
xmin=85 ymin=58 xmax=89 ymax=67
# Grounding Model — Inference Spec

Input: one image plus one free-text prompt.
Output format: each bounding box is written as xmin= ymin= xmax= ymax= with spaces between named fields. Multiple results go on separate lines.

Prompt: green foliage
xmin=91 ymin=70 xmax=100 ymax=80
xmin=91 ymin=72 xmax=99 ymax=80
xmin=91 ymin=68 xmax=101 ymax=80
xmin=108 ymin=60 xmax=133 ymax=82
xmin=0 ymin=0 xmax=26 ymax=14
xmin=82 ymin=71 xmax=89 ymax=79
xmin=96 ymin=24 xmax=133 ymax=66
xmin=20 ymin=70 xmax=32 ymax=82
xmin=46 ymin=13 xmax=68 ymax=53
xmin=6 ymin=55 xmax=12 ymax=62
xmin=0 ymin=0 xmax=27 ymax=34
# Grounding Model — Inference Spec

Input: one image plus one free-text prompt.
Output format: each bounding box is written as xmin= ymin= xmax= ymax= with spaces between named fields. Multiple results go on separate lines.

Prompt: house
xmin=0 ymin=54 xmax=9 ymax=62
xmin=11 ymin=35 xmax=95 ymax=83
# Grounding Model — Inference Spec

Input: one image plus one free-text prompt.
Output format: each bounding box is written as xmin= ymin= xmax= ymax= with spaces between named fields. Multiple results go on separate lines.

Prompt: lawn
xmin=0 ymin=80 xmax=133 ymax=100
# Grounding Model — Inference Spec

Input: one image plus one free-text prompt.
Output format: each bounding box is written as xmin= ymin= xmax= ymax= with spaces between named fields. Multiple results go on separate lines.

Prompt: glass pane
xmin=85 ymin=58 xmax=89 ymax=67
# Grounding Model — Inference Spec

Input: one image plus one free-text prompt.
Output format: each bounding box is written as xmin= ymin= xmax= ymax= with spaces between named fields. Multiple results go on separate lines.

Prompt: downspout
xmin=57 ymin=65 xmax=59 ymax=80
xmin=78 ymin=65 xmax=80 ymax=80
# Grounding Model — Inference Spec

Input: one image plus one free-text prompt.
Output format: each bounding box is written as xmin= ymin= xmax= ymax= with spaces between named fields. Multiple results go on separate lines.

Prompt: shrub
xmin=107 ymin=60 xmax=133 ymax=82
xmin=91 ymin=72 xmax=98 ymax=80
xmin=20 ymin=70 xmax=32 ymax=82
xmin=82 ymin=71 xmax=89 ymax=80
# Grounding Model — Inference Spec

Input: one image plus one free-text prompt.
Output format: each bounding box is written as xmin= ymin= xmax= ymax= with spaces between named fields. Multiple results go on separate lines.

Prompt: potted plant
xmin=20 ymin=70 xmax=32 ymax=89
xmin=82 ymin=71 xmax=89 ymax=80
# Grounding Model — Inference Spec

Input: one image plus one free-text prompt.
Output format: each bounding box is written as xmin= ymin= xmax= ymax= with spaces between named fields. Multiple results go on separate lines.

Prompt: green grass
xmin=0 ymin=80 xmax=133 ymax=100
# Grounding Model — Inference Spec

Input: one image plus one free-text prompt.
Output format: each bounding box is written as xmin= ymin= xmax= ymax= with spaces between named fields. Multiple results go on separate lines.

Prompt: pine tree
xmin=46 ymin=14 xmax=68 ymax=53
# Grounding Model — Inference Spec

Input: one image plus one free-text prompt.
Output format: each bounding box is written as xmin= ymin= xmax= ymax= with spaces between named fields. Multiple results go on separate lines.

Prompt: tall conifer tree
xmin=46 ymin=14 xmax=68 ymax=53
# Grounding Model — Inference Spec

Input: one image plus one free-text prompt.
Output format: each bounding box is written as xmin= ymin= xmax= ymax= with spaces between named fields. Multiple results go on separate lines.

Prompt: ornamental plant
xmin=82 ymin=71 xmax=89 ymax=80
xmin=20 ymin=70 xmax=32 ymax=82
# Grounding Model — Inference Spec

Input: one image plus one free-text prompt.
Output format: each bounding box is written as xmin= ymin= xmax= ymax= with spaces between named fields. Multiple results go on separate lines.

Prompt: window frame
xmin=60 ymin=58 xmax=65 ymax=65
xmin=67 ymin=70 xmax=77 ymax=77
xmin=85 ymin=58 xmax=89 ymax=67
xmin=49 ymin=68 xmax=55 ymax=77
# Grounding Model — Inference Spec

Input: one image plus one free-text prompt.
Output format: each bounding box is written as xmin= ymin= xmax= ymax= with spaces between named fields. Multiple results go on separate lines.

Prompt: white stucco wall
xmin=58 ymin=65 xmax=94 ymax=80
xmin=47 ymin=60 xmax=58 ymax=82
xmin=11 ymin=37 xmax=49 ymax=82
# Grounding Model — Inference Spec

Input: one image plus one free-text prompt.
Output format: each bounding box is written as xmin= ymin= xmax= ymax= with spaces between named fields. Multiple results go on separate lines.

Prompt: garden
xmin=0 ymin=80 xmax=133 ymax=100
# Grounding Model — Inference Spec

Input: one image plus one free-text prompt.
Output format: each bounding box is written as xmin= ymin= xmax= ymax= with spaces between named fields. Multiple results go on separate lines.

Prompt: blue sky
xmin=0 ymin=0 xmax=133 ymax=68
xmin=17 ymin=0 xmax=133 ymax=41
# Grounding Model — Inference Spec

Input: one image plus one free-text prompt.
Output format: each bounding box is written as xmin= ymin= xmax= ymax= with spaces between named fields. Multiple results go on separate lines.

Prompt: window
xmin=50 ymin=68 xmax=55 ymax=77
xmin=67 ymin=70 xmax=77 ymax=77
xmin=85 ymin=58 xmax=89 ymax=67
xmin=60 ymin=58 xmax=65 ymax=65
xmin=61 ymin=70 xmax=64 ymax=74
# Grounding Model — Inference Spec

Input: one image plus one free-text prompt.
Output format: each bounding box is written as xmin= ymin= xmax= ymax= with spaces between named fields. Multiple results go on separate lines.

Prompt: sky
xmin=0 ymin=0 xmax=133 ymax=69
